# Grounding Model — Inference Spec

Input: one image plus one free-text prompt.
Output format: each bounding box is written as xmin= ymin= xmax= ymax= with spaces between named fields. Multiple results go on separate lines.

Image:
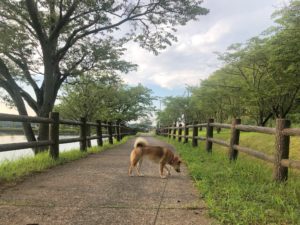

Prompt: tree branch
xmin=0 ymin=57 xmax=38 ymax=113
xmin=25 ymin=0 xmax=47 ymax=45
xmin=56 ymin=0 xmax=161 ymax=60
xmin=4 ymin=52 xmax=40 ymax=96
xmin=49 ymin=0 xmax=79 ymax=41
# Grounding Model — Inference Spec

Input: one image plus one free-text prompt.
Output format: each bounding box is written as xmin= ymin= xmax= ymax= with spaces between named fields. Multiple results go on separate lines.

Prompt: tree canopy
xmin=0 ymin=0 xmax=209 ymax=147
xmin=55 ymin=73 xmax=155 ymax=124
xmin=157 ymin=0 xmax=300 ymax=127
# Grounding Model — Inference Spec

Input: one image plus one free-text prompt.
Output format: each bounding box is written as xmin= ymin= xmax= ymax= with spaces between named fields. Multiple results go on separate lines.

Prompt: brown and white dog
xmin=128 ymin=137 xmax=181 ymax=178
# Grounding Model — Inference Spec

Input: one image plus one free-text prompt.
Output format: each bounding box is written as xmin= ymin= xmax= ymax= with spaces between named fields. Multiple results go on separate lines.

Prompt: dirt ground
xmin=0 ymin=136 xmax=215 ymax=225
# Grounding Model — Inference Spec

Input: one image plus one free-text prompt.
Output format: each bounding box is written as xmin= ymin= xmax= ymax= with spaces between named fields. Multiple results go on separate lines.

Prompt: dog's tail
xmin=134 ymin=137 xmax=148 ymax=148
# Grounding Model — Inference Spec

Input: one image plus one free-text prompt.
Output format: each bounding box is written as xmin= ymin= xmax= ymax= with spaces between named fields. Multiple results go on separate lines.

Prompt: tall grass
xmin=159 ymin=135 xmax=300 ymax=225
xmin=0 ymin=136 xmax=132 ymax=185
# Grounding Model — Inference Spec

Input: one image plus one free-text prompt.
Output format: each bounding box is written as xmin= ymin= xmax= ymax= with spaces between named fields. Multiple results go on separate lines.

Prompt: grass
xmin=158 ymin=135 xmax=300 ymax=225
xmin=0 ymin=136 xmax=133 ymax=185
xmin=241 ymin=132 xmax=300 ymax=161
xmin=196 ymin=129 xmax=300 ymax=160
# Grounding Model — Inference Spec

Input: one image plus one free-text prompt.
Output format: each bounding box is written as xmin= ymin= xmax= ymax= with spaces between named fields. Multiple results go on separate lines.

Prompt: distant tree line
xmin=55 ymin=73 xmax=155 ymax=125
xmin=157 ymin=1 xmax=300 ymax=127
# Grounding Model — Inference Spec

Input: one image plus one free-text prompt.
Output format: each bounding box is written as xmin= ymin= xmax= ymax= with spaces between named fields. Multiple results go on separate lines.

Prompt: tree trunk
xmin=87 ymin=125 xmax=92 ymax=147
xmin=35 ymin=50 xmax=58 ymax=153
xmin=3 ymin=82 xmax=36 ymax=143
xmin=35 ymin=93 xmax=57 ymax=153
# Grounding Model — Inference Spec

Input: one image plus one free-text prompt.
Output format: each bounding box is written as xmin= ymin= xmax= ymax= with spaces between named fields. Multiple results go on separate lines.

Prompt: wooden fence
xmin=158 ymin=118 xmax=300 ymax=182
xmin=0 ymin=112 xmax=134 ymax=159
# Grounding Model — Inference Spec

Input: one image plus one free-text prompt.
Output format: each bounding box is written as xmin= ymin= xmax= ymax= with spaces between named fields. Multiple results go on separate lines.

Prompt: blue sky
xmin=0 ymin=0 xmax=288 ymax=115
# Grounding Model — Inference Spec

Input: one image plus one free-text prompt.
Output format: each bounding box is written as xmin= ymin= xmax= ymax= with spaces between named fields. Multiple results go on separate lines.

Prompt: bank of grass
xmin=0 ymin=136 xmax=133 ymax=185
xmin=195 ymin=129 xmax=300 ymax=160
xmin=158 ymin=135 xmax=300 ymax=225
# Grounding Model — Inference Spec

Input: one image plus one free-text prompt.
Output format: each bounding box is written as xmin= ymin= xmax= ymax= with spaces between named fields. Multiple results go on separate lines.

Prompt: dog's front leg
xmin=160 ymin=163 xmax=167 ymax=179
xmin=164 ymin=165 xmax=171 ymax=176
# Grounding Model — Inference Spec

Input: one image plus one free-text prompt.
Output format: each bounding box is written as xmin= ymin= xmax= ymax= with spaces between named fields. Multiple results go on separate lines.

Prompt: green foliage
xmin=157 ymin=96 xmax=191 ymax=125
xmin=158 ymin=136 xmax=300 ymax=224
xmin=269 ymin=0 xmax=300 ymax=77
xmin=55 ymin=73 xmax=122 ymax=121
xmin=55 ymin=74 xmax=155 ymax=123
xmin=0 ymin=0 xmax=208 ymax=143
xmin=104 ymin=83 xmax=155 ymax=122
xmin=159 ymin=1 xmax=300 ymax=126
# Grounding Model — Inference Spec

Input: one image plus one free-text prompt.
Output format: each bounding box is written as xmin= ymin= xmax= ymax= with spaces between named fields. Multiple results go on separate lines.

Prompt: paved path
xmin=0 ymin=136 xmax=213 ymax=225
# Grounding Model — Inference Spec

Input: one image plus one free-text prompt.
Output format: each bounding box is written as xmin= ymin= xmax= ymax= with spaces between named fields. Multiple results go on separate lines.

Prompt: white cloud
xmin=121 ymin=0 xmax=280 ymax=93
xmin=176 ymin=21 xmax=231 ymax=53
xmin=148 ymin=71 xmax=204 ymax=89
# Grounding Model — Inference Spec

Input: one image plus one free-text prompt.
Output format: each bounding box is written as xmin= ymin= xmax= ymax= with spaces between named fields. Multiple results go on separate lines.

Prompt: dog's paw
xmin=160 ymin=175 xmax=167 ymax=179
xmin=138 ymin=173 xmax=144 ymax=177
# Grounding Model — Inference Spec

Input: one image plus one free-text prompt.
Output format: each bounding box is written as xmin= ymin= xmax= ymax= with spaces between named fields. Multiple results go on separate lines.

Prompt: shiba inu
xmin=128 ymin=137 xmax=181 ymax=178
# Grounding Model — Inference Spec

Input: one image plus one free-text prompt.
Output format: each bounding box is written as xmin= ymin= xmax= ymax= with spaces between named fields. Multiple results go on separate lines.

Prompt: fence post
xmin=178 ymin=124 xmax=182 ymax=142
xmin=80 ymin=117 xmax=87 ymax=151
xmin=96 ymin=120 xmax=103 ymax=147
xmin=184 ymin=123 xmax=189 ymax=143
xmin=49 ymin=112 xmax=59 ymax=159
xmin=168 ymin=125 xmax=172 ymax=139
xmin=206 ymin=118 xmax=214 ymax=153
xmin=229 ymin=118 xmax=241 ymax=161
xmin=108 ymin=122 xmax=113 ymax=144
xmin=273 ymin=119 xmax=291 ymax=182
xmin=172 ymin=123 xmax=176 ymax=140
xmin=192 ymin=122 xmax=198 ymax=147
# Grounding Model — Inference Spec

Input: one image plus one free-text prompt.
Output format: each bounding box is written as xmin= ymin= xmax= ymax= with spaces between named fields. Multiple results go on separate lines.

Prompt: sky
xmin=0 ymin=0 xmax=288 ymax=115
xmin=121 ymin=0 xmax=287 ymax=106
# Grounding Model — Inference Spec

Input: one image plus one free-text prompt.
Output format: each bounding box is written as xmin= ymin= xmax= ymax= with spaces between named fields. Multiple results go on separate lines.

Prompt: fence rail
xmin=0 ymin=112 xmax=135 ymax=159
xmin=157 ymin=118 xmax=300 ymax=182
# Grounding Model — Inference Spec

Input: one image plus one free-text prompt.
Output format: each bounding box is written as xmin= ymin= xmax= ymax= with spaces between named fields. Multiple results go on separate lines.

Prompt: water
xmin=0 ymin=134 xmax=99 ymax=162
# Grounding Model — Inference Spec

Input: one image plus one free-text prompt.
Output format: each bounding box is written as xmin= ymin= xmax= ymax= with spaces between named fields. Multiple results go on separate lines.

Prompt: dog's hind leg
xmin=129 ymin=149 xmax=139 ymax=176
xmin=137 ymin=158 xmax=144 ymax=176
xmin=128 ymin=164 xmax=134 ymax=176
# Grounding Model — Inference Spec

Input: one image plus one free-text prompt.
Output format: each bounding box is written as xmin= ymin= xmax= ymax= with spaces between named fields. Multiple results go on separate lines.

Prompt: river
xmin=0 ymin=134 xmax=98 ymax=162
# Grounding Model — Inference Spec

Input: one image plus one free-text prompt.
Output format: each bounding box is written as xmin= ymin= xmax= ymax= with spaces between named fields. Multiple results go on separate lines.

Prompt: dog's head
xmin=170 ymin=156 xmax=182 ymax=173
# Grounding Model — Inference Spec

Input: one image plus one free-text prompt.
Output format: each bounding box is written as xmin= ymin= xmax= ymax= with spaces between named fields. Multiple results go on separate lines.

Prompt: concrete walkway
xmin=0 ymin=136 xmax=213 ymax=225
